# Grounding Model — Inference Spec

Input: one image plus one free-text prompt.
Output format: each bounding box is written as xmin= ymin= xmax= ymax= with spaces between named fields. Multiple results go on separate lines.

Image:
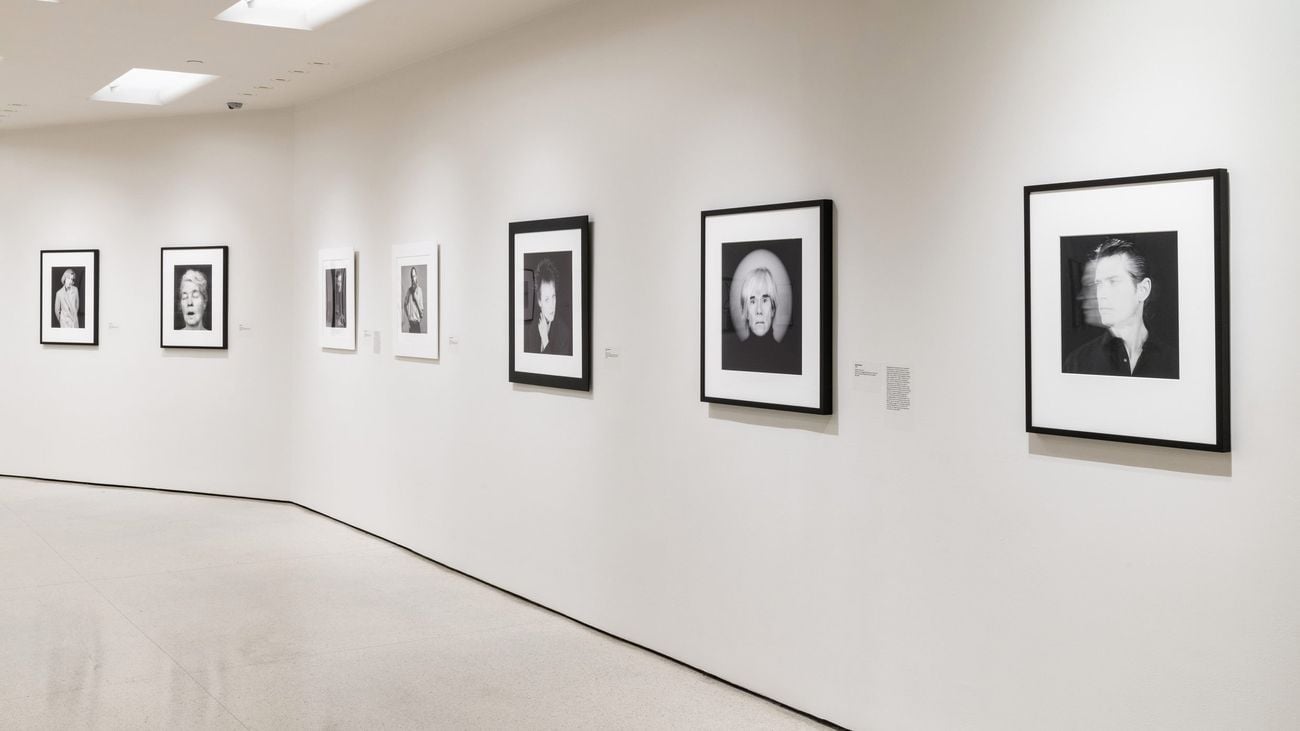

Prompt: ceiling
xmin=0 ymin=0 xmax=586 ymax=132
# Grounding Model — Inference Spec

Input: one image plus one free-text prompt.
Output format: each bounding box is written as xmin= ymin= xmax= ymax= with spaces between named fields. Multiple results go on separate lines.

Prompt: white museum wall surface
xmin=287 ymin=1 xmax=1300 ymax=728
xmin=0 ymin=112 xmax=296 ymax=500
xmin=2 ymin=0 xmax=1298 ymax=728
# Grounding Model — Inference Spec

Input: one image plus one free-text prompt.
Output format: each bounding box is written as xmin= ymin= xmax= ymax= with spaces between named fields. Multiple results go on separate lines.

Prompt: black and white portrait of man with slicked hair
xmin=1062 ymin=236 xmax=1178 ymax=379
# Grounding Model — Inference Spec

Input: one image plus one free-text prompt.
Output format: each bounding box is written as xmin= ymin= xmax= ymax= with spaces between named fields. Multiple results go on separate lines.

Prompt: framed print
xmin=1025 ymin=169 xmax=1229 ymax=451
xmin=160 ymin=245 xmax=227 ymax=349
xmin=40 ymin=249 xmax=99 ymax=346
xmin=701 ymin=199 xmax=832 ymax=414
xmin=392 ymin=242 xmax=439 ymax=360
xmin=320 ymin=247 xmax=356 ymax=351
xmin=508 ymin=216 xmax=591 ymax=391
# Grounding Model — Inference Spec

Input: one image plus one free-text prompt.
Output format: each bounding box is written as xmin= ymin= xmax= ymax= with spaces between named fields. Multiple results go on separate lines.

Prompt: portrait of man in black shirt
xmin=1062 ymin=235 xmax=1178 ymax=379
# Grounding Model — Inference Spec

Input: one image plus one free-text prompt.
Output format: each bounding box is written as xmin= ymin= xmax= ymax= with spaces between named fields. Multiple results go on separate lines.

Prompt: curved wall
xmin=285 ymin=1 xmax=1300 ymax=728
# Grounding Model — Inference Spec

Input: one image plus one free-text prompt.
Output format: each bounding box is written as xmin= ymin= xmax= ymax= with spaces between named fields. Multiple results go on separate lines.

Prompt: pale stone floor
xmin=0 ymin=477 xmax=822 ymax=730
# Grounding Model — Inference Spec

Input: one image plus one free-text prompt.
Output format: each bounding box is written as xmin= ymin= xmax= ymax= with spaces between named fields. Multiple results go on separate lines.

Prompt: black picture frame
xmin=508 ymin=216 xmax=592 ymax=391
xmin=1024 ymin=169 xmax=1229 ymax=452
xmin=40 ymin=249 xmax=100 ymax=346
xmin=160 ymin=245 xmax=229 ymax=350
xmin=700 ymin=199 xmax=833 ymax=414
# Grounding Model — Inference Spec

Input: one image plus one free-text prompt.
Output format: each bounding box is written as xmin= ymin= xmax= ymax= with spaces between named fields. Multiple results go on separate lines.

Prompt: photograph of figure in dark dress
xmin=522 ymin=252 xmax=573 ymax=356
xmin=721 ymin=239 xmax=801 ymax=375
xmin=1060 ymin=233 xmax=1179 ymax=379
xmin=325 ymin=268 xmax=347 ymax=329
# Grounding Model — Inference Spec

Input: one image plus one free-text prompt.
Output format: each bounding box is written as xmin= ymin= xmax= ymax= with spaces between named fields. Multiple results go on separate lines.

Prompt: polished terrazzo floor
xmin=0 ymin=477 xmax=821 ymax=730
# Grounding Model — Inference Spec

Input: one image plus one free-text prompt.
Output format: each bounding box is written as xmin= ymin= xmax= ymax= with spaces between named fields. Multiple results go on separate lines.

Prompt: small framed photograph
xmin=160 ymin=245 xmax=227 ymax=349
xmin=1025 ymin=169 xmax=1229 ymax=451
xmin=701 ymin=199 xmax=832 ymax=414
xmin=509 ymin=216 xmax=591 ymax=391
xmin=41 ymin=249 xmax=99 ymax=346
xmin=392 ymin=242 xmax=439 ymax=360
xmin=320 ymin=248 xmax=356 ymax=351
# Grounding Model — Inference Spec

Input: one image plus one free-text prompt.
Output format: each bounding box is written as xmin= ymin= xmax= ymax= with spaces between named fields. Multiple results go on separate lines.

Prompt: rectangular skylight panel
xmin=90 ymin=68 xmax=218 ymax=106
xmin=215 ymin=0 xmax=374 ymax=31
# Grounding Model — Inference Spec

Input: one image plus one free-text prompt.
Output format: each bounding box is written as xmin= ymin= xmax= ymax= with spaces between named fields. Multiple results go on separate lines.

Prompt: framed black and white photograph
xmin=1025 ymin=169 xmax=1229 ymax=451
xmin=40 ymin=249 xmax=99 ymax=346
xmin=701 ymin=199 xmax=832 ymax=414
xmin=320 ymin=247 xmax=356 ymax=351
xmin=392 ymin=242 xmax=439 ymax=360
xmin=160 ymin=245 xmax=227 ymax=349
xmin=509 ymin=216 xmax=590 ymax=391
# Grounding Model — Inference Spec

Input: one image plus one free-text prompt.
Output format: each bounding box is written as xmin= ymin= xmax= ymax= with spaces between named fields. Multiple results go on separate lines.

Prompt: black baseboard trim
xmin=0 ymin=473 xmax=849 ymax=730
xmin=1 ymin=473 xmax=295 ymax=507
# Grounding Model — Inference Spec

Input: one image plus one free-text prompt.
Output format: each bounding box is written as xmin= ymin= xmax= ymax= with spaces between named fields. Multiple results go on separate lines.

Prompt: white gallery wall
xmin=0 ymin=112 xmax=297 ymax=499
xmin=3 ymin=0 xmax=1300 ymax=728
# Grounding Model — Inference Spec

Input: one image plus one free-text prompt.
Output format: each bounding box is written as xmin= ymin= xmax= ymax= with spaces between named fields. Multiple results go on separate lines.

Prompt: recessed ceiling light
xmin=215 ymin=0 xmax=374 ymax=31
xmin=273 ymin=77 xmax=289 ymax=82
xmin=90 ymin=68 xmax=218 ymax=106
xmin=186 ymin=59 xmax=205 ymax=65
xmin=255 ymin=85 xmax=273 ymax=90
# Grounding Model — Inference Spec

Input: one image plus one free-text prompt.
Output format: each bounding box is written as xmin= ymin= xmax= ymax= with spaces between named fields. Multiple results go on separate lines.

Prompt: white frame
xmin=392 ymin=242 xmax=439 ymax=360
xmin=319 ymin=247 xmax=356 ymax=351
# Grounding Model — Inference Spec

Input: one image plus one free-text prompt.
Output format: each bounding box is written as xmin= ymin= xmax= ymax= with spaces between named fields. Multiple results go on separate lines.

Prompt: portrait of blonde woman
xmin=53 ymin=268 xmax=82 ymax=329
xmin=175 ymin=267 xmax=212 ymax=331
